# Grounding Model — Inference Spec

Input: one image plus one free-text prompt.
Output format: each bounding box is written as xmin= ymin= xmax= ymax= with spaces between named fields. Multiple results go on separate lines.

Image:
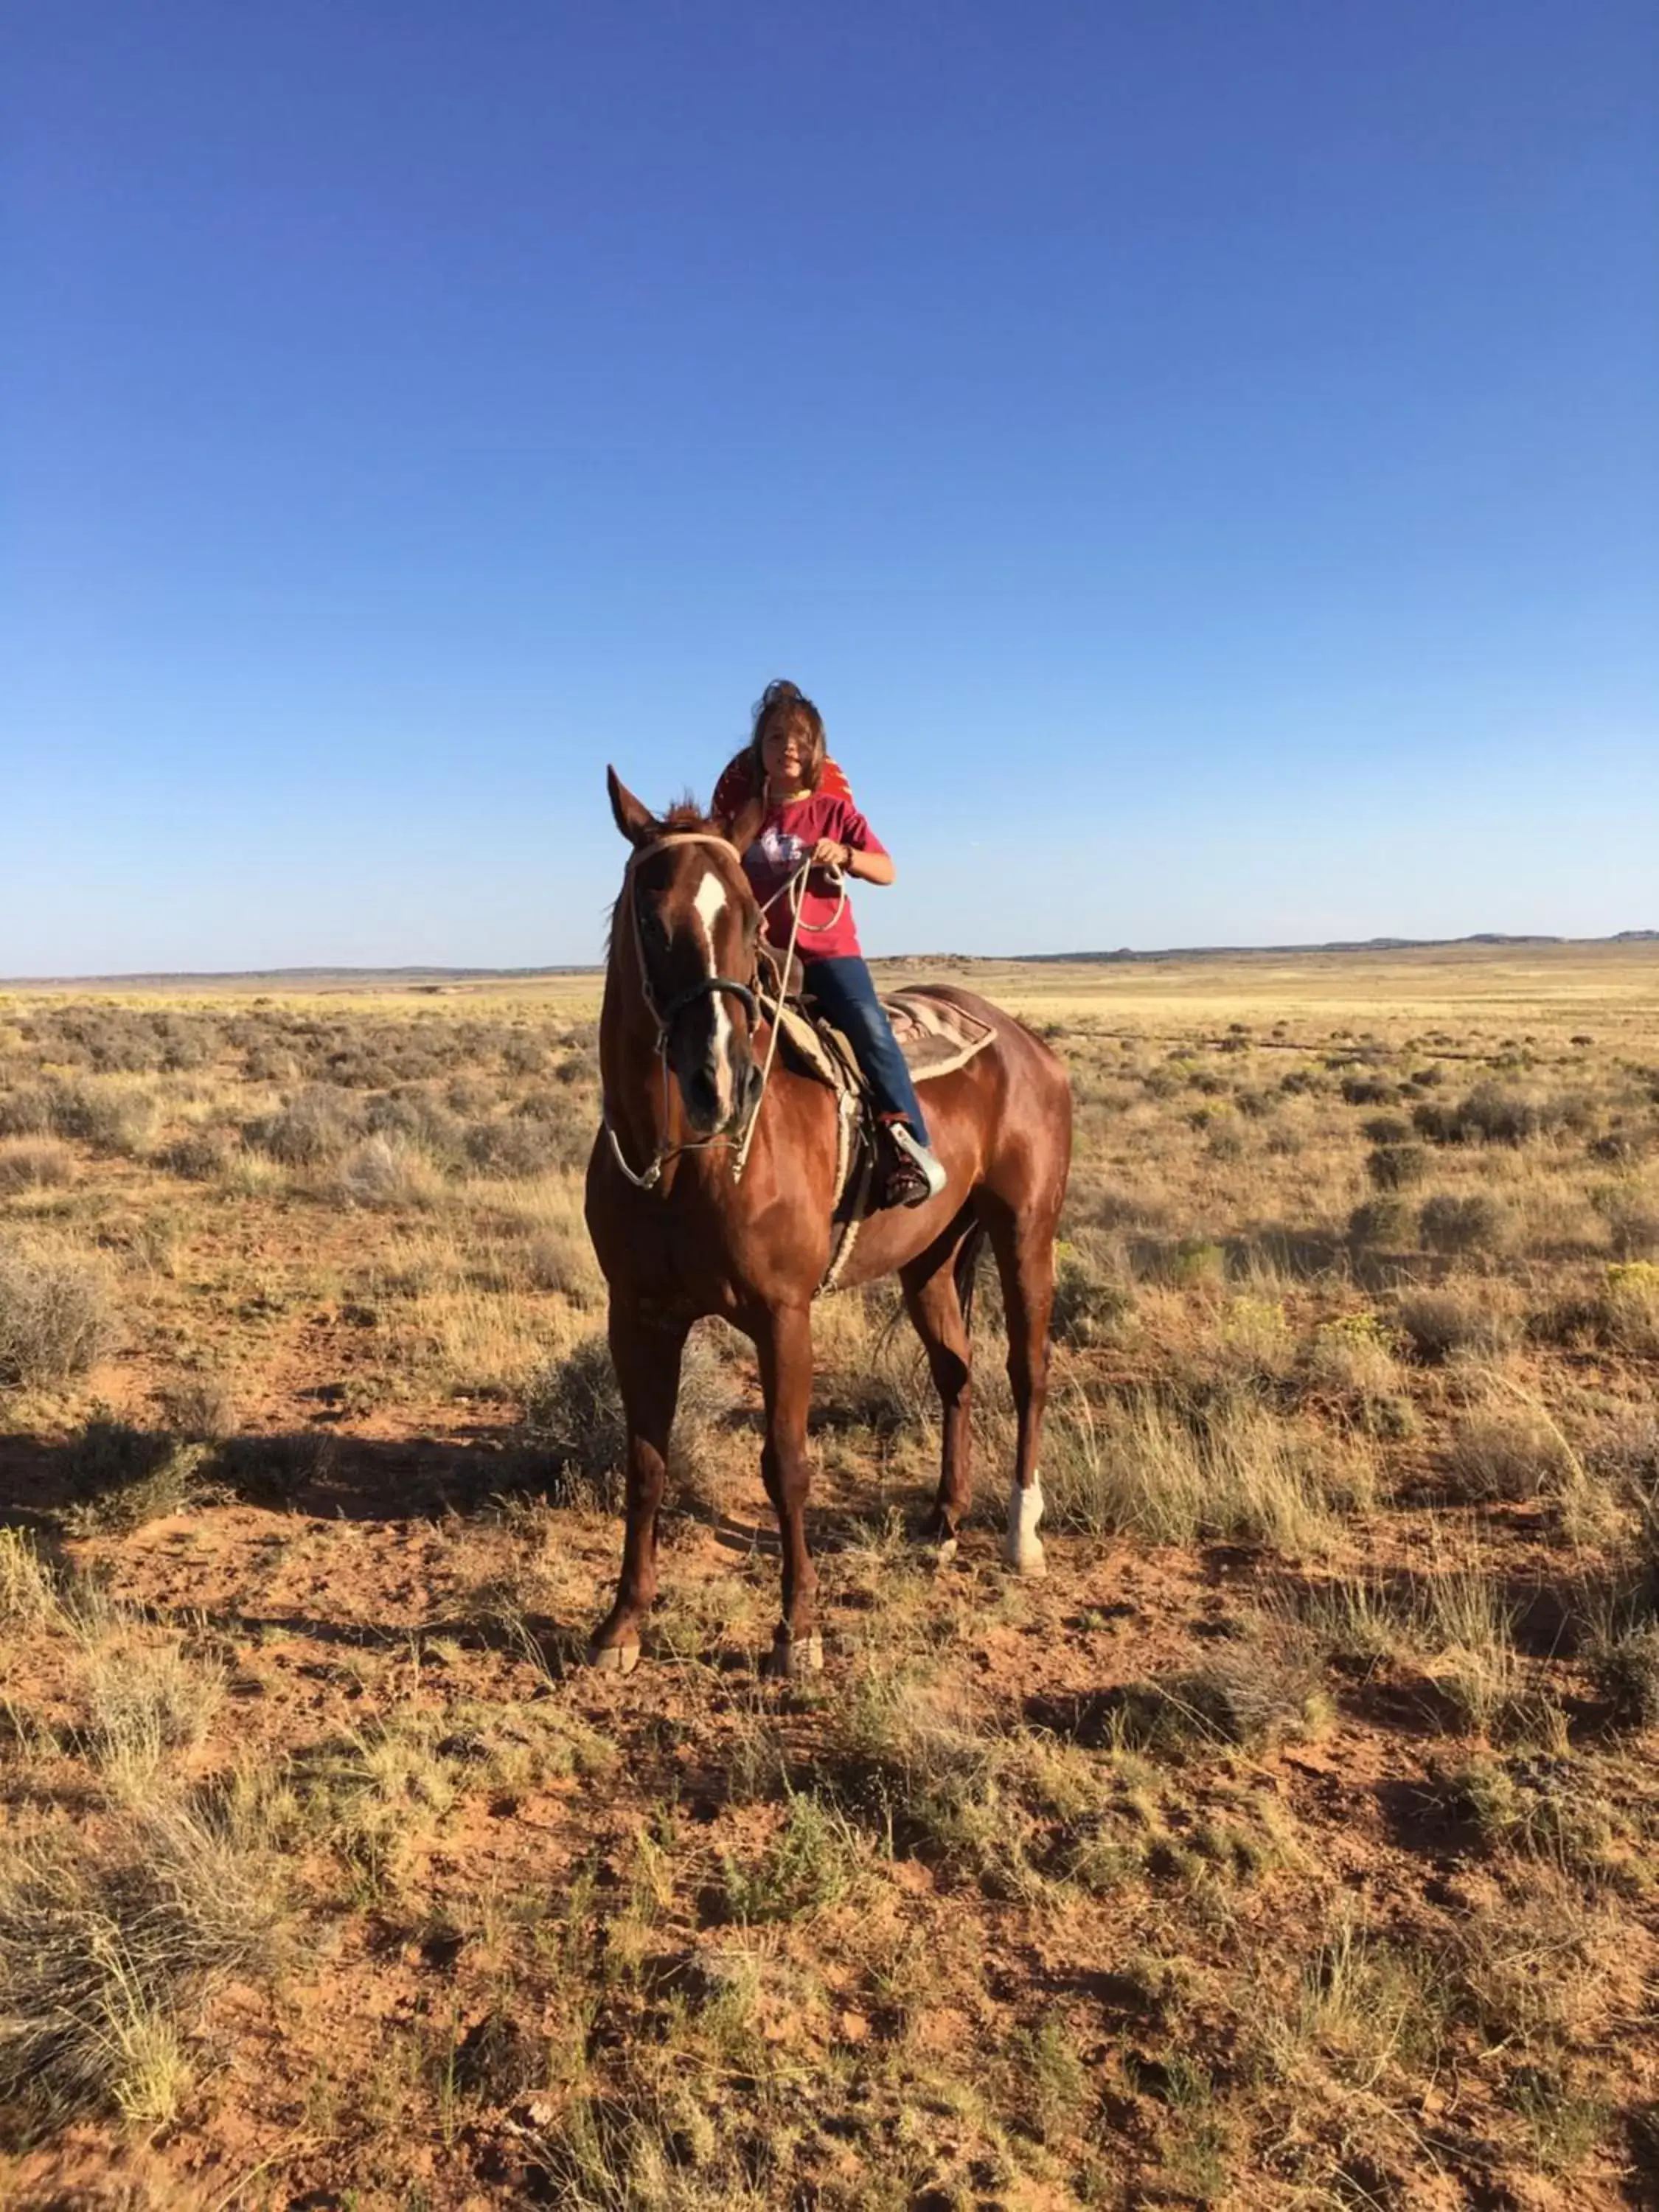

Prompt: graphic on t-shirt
xmin=757 ymin=826 xmax=807 ymax=872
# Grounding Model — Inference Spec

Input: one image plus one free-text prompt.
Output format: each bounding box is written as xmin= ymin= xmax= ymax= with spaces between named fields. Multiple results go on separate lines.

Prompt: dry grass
xmin=1 ymin=950 xmax=1658 ymax=2204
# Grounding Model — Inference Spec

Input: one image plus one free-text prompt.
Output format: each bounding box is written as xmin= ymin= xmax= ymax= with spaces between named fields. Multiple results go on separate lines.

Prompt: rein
xmin=602 ymin=830 xmax=841 ymax=1194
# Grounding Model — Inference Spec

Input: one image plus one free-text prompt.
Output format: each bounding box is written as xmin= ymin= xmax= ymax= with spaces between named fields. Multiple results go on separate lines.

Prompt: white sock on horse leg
xmin=1004 ymin=1475 xmax=1046 ymax=1575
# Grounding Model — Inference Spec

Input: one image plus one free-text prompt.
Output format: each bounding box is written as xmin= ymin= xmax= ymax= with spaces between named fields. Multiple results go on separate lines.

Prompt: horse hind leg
xmin=982 ymin=1197 xmax=1058 ymax=1576
xmin=900 ymin=1213 xmax=982 ymax=1559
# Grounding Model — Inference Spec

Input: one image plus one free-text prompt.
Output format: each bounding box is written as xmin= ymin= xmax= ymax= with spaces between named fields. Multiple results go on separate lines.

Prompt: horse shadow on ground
xmin=0 ymin=1423 xmax=554 ymax=1532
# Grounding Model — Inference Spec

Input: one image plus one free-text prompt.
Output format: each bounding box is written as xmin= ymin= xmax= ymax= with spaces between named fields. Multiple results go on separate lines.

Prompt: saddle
xmin=755 ymin=959 xmax=997 ymax=1293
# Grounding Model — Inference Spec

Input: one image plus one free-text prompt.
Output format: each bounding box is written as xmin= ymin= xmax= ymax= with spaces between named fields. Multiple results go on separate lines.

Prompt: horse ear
xmin=607 ymin=767 xmax=656 ymax=847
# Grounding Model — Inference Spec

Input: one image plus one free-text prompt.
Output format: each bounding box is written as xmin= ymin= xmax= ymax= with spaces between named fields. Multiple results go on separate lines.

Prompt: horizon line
xmin=5 ymin=928 xmax=1658 ymax=991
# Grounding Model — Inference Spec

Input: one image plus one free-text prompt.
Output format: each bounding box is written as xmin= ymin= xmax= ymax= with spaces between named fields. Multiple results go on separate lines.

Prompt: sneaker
xmin=886 ymin=1122 xmax=947 ymax=1206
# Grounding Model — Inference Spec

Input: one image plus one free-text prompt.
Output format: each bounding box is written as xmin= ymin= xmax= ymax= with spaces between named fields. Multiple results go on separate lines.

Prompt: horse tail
xmin=954 ymin=1217 xmax=989 ymax=1331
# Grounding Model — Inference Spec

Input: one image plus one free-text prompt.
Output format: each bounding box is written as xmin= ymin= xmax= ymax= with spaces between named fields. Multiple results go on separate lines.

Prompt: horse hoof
xmin=586 ymin=1641 xmax=641 ymax=1674
xmin=763 ymin=1632 xmax=824 ymax=1679
xmin=928 ymin=1537 xmax=959 ymax=1568
xmin=1003 ymin=1545 xmax=1048 ymax=1579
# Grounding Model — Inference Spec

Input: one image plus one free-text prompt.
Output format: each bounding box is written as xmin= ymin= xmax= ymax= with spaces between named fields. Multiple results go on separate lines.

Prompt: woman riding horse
xmin=585 ymin=762 xmax=1072 ymax=1676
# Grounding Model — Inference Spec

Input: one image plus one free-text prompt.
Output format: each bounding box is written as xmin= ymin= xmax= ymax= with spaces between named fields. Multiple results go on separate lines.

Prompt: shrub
xmin=464 ymin=1118 xmax=566 ymax=1178
xmin=1416 ymin=1083 xmax=1589 ymax=1148
xmin=1601 ymin=1262 xmax=1659 ymax=1355
xmin=1396 ymin=1287 xmax=1514 ymax=1363
xmin=1348 ymin=1195 xmax=1411 ymax=1248
xmin=0 ymin=1086 xmax=55 ymax=1138
xmin=161 ymin=1131 xmax=236 ymax=1182
xmin=1590 ymin=1182 xmax=1659 ymax=1260
xmin=524 ymin=1225 xmax=603 ymax=1304
xmin=48 ymin=1079 xmax=159 ymax=1158
xmin=1340 ymin=1076 xmax=1397 ymax=1106
xmin=156 ymin=1370 xmax=237 ymax=1442
xmin=364 ymin=1089 xmax=466 ymax=1170
xmin=1419 ymin=1192 xmax=1508 ymax=1256
xmin=0 ymin=1138 xmax=74 ymax=1194
xmin=1367 ymin=1143 xmax=1428 ymax=1190
xmin=1307 ymin=1311 xmax=1401 ymax=1397
xmin=247 ymin=1086 xmax=361 ymax=1167
xmin=1445 ymin=1408 xmax=1575 ymax=1502
xmin=0 ymin=1238 xmax=117 ymax=1388
xmin=1363 ymin=1113 xmax=1415 ymax=1146
xmin=1051 ymin=1245 xmax=1137 ymax=1347
xmin=333 ymin=1136 xmax=434 ymax=1210
xmin=61 ymin=1419 xmax=214 ymax=1533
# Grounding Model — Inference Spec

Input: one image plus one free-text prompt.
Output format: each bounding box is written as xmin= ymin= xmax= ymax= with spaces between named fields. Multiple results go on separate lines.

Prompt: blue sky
xmin=4 ymin=1 xmax=1655 ymax=973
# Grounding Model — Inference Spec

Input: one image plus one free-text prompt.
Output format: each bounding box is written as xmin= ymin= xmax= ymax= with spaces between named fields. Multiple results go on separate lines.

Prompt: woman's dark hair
xmin=748 ymin=679 xmax=826 ymax=794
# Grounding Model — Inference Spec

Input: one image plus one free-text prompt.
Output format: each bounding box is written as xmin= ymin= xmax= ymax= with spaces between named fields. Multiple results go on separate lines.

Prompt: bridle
xmin=602 ymin=827 xmax=846 ymax=1194
xmin=602 ymin=832 xmax=762 ymax=1191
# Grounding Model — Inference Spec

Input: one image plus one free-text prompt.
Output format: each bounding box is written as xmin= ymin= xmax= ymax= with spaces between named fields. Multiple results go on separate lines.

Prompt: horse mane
xmin=658 ymin=796 xmax=714 ymax=835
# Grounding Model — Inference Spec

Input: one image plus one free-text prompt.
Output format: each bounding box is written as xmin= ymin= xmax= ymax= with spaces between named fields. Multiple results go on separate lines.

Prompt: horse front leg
xmin=588 ymin=1304 xmax=688 ymax=1671
xmin=755 ymin=1300 xmax=821 ymax=1676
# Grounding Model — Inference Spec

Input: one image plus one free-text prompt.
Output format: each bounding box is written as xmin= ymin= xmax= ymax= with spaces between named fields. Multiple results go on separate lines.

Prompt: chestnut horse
xmin=583 ymin=771 xmax=1073 ymax=1675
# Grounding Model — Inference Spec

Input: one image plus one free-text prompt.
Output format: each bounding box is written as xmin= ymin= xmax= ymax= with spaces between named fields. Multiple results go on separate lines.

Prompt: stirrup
xmin=884 ymin=1122 xmax=947 ymax=1207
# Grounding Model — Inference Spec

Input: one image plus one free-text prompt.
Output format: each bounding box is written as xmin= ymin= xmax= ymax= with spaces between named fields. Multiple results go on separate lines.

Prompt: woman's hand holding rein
xmin=810 ymin=838 xmax=895 ymax=888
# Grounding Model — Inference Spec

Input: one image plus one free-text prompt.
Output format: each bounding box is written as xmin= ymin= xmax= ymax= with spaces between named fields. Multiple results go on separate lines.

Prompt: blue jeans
xmin=803 ymin=956 xmax=930 ymax=1146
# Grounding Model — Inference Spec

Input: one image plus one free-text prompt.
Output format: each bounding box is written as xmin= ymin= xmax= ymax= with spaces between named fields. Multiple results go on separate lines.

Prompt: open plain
xmin=2 ymin=941 xmax=1658 ymax=2210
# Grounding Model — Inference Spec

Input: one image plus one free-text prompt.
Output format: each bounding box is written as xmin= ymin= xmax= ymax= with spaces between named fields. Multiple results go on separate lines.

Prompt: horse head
xmin=606 ymin=768 xmax=767 ymax=1137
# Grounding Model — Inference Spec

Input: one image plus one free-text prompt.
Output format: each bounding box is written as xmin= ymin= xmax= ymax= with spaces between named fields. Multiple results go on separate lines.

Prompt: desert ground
xmin=1 ymin=941 xmax=1657 ymax=2211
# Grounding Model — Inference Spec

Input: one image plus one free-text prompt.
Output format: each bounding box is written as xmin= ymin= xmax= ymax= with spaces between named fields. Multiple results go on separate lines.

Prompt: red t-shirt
xmin=741 ymin=790 xmax=886 ymax=963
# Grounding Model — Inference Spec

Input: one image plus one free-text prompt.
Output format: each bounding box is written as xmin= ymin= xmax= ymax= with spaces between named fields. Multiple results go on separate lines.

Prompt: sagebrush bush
xmin=1414 ymin=1083 xmax=1588 ymax=1147
xmin=247 ymin=1086 xmax=361 ymax=1167
xmin=1445 ymin=1408 xmax=1575 ymax=1502
xmin=1396 ymin=1287 xmax=1514 ymax=1363
xmin=333 ymin=1136 xmax=434 ymax=1210
xmin=157 ymin=1370 xmax=238 ymax=1442
xmin=1367 ymin=1142 xmax=1428 ymax=1191
xmin=0 ymin=1237 xmax=116 ymax=1388
xmin=47 ymin=1079 xmax=159 ymax=1158
xmin=1051 ymin=1244 xmax=1137 ymax=1347
xmin=464 ymin=1118 xmax=566 ymax=1178
xmin=0 ymin=1138 xmax=75 ymax=1193
xmin=1348 ymin=1195 xmax=1411 ymax=1248
xmin=0 ymin=1086 xmax=55 ymax=1138
xmin=524 ymin=1225 xmax=603 ymax=1302
xmin=1306 ymin=1312 xmax=1401 ymax=1397
xmin=161 ymin=1131 xmax=235 ymax=1182
xmin=1590 ymin=1182 xmax=1659 ymax=1260
xmin=1363 ymin=1113 xmax=1415 ymax=1147
xmin=363 ymin=1088 xmax=466 ymax=1169
xmin=1419 ymin=1192 xmax=1508 ymax=1257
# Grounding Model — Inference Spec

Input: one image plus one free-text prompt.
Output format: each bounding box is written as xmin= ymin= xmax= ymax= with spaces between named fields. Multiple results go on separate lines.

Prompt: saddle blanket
xmin=770 ymin=987 xmax=996 ymax=1093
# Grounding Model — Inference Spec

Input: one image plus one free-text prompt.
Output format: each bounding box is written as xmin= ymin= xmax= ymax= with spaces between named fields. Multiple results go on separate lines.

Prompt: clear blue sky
xmin=4 ymin=1 xmax=1655 ymax=973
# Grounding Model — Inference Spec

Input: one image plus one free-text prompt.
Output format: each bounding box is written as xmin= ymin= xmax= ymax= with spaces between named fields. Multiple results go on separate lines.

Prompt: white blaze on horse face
xmin=692 ymin=870 xmax=735 ymax=1116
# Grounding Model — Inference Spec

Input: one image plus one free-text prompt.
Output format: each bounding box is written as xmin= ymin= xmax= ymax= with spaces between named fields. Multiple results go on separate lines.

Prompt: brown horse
xmin=583 ymin=770 xmax=1073 ymax=1675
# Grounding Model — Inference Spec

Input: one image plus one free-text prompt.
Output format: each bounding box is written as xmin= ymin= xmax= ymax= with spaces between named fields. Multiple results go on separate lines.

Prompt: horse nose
xmin=681 ymin=1067 xmax=723 ymax=1133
